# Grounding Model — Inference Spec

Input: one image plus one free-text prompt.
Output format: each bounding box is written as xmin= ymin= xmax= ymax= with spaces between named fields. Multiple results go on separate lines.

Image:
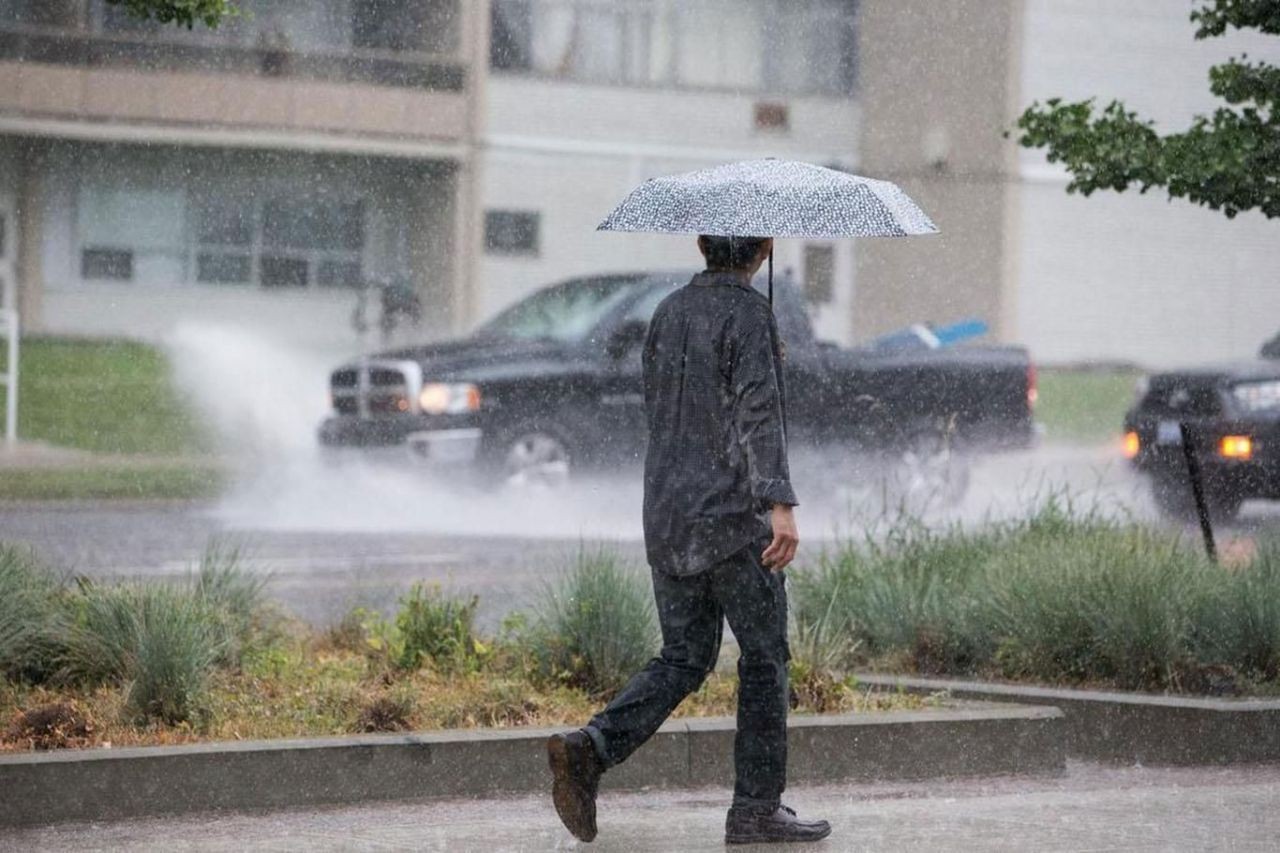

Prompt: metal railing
xmin=0 ymin=308 xmax=17 ymax=447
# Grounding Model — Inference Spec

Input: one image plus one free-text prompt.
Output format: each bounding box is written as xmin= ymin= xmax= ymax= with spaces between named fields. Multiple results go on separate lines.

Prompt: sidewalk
xmin=5 ymin=762 xmax=1278 ymax=852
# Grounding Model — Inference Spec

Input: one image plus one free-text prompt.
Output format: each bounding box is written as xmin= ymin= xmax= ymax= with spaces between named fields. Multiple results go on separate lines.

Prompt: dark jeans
xmin=583 ymin=541 xmax=790 ymax=809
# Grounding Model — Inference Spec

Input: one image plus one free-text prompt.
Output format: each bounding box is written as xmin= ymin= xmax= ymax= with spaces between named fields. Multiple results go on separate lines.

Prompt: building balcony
xmin=0 ymin=0 xmax=480 ymax=148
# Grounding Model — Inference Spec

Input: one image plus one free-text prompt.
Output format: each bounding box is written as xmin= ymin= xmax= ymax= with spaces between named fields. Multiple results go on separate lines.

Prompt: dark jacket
xmin=641 ymin=271 xmax=798 ymax=577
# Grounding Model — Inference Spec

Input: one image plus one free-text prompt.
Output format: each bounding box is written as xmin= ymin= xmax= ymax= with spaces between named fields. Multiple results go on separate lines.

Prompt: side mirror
xmin=606 ymin=320 xmax=648 ymax=360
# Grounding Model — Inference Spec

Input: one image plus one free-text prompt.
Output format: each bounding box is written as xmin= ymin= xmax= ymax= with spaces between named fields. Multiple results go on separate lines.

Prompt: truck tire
xmin=879 ymin=427 xmax=971 ymax=513
xmin=481 ymin=422 xmax=574 ymax=491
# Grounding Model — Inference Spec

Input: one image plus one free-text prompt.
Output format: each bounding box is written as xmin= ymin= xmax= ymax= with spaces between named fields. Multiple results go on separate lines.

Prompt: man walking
xmin=547 ymin=235 xmax=832 ymax=845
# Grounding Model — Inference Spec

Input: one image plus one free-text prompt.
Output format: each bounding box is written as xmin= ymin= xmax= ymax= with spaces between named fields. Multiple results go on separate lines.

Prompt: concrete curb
xmin=857 ymin=674 xmax=1280 ymax=766
xmin=0 ymin=704 xmax=1063 ymax=828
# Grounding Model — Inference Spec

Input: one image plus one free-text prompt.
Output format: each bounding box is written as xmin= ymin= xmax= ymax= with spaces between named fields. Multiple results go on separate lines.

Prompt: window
xmin=353 ymin=0 xmax=458 ymax=53
xmin=803 ymin=244 xmax=835 ymax=304
xmin=194 ymin=197 xmax=254 ymax=285
xmin=260 ymin=198 xmax=366 ymax=289
xmin=485 ymin=210 xmax=541 ymax=256
xmin=491 ymin=0 xmax=858 ymax=95
xmin=1 ymin=0 xmax=81 ymax=26
xmin=477 ymin=277 xmax=644 ymax=343
xmin=81 ymin=248 xmax=133 ymax=281
xmin=77 ymin=186 xmax=186 ymax=285
xmin=491 ymin=0 xmax=533 ymax=70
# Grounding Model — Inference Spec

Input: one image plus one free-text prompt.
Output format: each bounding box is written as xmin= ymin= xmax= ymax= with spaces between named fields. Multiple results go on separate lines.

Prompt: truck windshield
xmin=476 ymin=277 xmax=646 ymax=343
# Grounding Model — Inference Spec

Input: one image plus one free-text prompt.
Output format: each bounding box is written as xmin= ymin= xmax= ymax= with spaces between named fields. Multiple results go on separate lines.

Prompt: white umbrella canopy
xmin=597 ymin=159 xmax=938 ymax=239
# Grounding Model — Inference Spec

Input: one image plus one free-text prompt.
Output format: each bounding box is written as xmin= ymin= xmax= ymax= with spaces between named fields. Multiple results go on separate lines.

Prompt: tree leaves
xmin=1015 ymin=0 xmax=1280 ymax=220
xmin=105 ymin=0 xmax=237 ymax=30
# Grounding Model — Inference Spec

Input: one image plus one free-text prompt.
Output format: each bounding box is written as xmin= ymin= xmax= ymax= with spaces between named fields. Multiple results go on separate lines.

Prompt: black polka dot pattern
xmin=597 ymin=159 xmax=938 ymax=238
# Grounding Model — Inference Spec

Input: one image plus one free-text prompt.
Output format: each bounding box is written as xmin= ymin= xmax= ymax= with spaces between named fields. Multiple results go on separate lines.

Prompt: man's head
xmin=697 ymin=235 xmax=773 ymax=276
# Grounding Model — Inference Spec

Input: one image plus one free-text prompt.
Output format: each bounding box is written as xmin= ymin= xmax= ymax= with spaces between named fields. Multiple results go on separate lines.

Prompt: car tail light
xmin=1027 ymin=364 xmax=1039 ymax=408
xmin=1123 ymin=431 xmax=1140 ymax=459
xmin=1219 ymin=435 xmax=1253 ymax=460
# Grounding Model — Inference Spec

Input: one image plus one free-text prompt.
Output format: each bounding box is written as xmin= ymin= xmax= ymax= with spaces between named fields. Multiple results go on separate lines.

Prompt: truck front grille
xmin=330 ymin=361 xmax=421 ymax=418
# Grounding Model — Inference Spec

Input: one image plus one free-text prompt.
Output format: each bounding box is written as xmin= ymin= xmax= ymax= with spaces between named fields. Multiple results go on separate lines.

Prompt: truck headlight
xmin=419 ymin=382 xmax=481 ymax=415
xmin=1231 ymin=380 xmax=1280 ymax=414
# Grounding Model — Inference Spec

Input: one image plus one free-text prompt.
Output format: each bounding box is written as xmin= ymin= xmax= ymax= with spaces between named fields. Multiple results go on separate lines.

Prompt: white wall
xmin=1016 ymin=0 xmax=1280 ymax=367
xmin=479 ymin=75 xmax=862 ymax=342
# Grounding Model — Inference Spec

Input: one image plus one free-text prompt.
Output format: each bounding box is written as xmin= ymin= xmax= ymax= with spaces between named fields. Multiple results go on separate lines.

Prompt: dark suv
xmin=1124 ymin=332 xmax=1280 ymax=520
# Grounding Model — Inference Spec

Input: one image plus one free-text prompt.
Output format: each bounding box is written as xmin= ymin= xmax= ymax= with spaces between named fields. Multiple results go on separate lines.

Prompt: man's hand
xmin=762 ymin=504 xmax=799 ymax=572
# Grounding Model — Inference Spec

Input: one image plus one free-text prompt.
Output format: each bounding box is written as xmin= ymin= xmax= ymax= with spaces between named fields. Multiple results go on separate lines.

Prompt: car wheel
xmin=497 ymin=428 xmax=573 ymax=490
xmin=879 ymin=428 xmax=971 ymax=514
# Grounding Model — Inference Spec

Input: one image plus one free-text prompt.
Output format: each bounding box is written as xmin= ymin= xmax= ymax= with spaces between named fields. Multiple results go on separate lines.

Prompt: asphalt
xmin=3 ymin=762 xmax=1278 ymax=851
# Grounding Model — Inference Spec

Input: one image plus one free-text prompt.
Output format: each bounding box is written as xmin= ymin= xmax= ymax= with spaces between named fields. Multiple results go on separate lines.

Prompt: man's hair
xmin=700 ymin=235 xmax=769 ymax=271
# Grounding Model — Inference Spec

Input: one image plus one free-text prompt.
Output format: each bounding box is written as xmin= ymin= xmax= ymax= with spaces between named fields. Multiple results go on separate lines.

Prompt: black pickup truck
xmin=1124 ymin=331 xmax=1280 ymax=521
xmin=319 ymin=272 xmax=1036 ymax=506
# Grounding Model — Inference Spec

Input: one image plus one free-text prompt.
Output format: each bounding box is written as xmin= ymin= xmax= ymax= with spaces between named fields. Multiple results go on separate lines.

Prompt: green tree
xmin=106 ymin=0 xmax=237 ymax=29
xmin=1015 ymin=0 xmax=1280 ymax=219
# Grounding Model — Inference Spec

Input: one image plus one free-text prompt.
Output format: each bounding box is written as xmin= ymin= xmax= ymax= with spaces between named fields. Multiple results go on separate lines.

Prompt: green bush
xmin=192 ymin=541 xmax=270 ymax=666
xmin=530 ymin=549 xmax=658 ymax=696
xmin=0 ymin=546 xmax=63 ymax=680
xmin=353 ymin=585 xmax=486 ymax=674
xmin=794 ymin=500 xmax=1280 ymax=692
xmin=63 ymin=581 xmax=225 ymax=724
xmin=55 ymin=543 xmax=269 ymax=723
xmin=1210 ymin=542 xmax=1280 ymax=680
xmin=393 ymin=584 xmax=484 ymax=673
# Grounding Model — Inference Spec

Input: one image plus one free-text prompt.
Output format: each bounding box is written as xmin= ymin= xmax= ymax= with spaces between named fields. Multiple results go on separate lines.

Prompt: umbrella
xmin=597 ymin=158 xmax=937 ymax=301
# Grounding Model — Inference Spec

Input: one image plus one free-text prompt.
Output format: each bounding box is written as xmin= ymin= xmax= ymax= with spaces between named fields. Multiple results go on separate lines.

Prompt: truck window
xmin=477 ymin=278 xmax=644 ymax=343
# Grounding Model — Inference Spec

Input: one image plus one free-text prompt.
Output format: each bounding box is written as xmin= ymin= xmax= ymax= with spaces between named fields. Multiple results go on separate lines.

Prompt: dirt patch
xmin=4 ymin=701 xmax=95 ymax=750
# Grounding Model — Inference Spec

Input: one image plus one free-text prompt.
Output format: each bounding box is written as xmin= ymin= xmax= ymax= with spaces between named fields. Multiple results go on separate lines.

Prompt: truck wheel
xmin=881 ymin=429 xmax=971 ymax=513
xmin=489 ymin=427 xmax=573 ymax=490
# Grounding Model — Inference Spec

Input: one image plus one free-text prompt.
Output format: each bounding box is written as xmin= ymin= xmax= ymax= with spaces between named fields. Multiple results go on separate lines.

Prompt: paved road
xmin=5 ymin=762 xmax=1279 ymax=851
xmin=1 ymin=444 xmax=1275 ymax=627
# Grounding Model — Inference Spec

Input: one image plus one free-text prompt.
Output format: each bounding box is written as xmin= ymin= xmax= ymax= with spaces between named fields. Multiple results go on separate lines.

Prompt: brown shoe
xmin=547 ymin=730 xmax=603 ymax=842
xmin=725 ymin=804 xmax=832 ymax=845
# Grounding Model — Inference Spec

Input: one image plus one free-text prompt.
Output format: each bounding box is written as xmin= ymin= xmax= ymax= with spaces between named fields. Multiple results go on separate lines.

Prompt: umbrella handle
xmin=768 ymin=248 xmax=773 ymax=306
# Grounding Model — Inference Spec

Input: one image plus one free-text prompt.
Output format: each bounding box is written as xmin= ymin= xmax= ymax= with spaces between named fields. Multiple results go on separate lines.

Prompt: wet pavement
xmin=3 ymin=762 xmax=1278 ymax=851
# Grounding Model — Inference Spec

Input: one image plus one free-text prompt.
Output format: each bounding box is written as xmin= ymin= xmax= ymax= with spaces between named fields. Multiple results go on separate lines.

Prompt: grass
xmin=0 ymin=337 xmax=224 ymax=501
xmin=527 ymin=548 xmax=660 ymax=696
xmin=0 ymin=463 xmax=225 ymax=501
xmin=793 ymin=500 xmax=1280 ymax=693
xmin=9 ymin=337 xmax=209 ymax=455
xmin=0 ymin=546 xmax=61 ymax=681
xmin=1035 ymin=367 xmax=1141 ymax=445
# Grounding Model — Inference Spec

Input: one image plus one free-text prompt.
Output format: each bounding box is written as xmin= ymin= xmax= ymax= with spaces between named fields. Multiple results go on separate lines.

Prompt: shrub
xmin=530 ymin=549 xmax=658 ymax=696
xmin=356 ymin=585 xmax=486 ymax=674
xmin=792 ymin=499 xmax=1280 ymax=692
xmin=0 ymin=546 xmax=62 ymax=681
xmin=192 ymin=541 xmax=271 ymax=666
xmin=788 ymin=576 xmax=861 ymax=712
xmin=63 ymin=581 xmax=225 ymax=724
xmin=1209 ymin=542 xmax=1280 ymax=680
xmin=394 ymin=584 xmax=484 ymax=673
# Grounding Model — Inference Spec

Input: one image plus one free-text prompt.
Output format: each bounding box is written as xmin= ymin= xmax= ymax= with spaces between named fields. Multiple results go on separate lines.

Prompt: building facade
xmin=0 ymin=0 xmax=487 ymax=353
xmin=852 ymin=0 xmax=1280 ymax=367
xmin=1 ymin=0 xmax=1275 ymax=368
xmin=478 ymin=0 xmax=861 ymax=343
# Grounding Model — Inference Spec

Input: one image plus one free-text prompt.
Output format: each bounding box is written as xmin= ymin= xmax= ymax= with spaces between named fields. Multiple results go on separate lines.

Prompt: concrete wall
xmin=853 ymin=0 xmax=1022 ymax=342
xmin=1014 ymin=0 xmax=1280 ymax=367
xmin=0 ymin=61 xmax=469 ymax=145
xmin=479 ymin=75 xmax=861 ymax=342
